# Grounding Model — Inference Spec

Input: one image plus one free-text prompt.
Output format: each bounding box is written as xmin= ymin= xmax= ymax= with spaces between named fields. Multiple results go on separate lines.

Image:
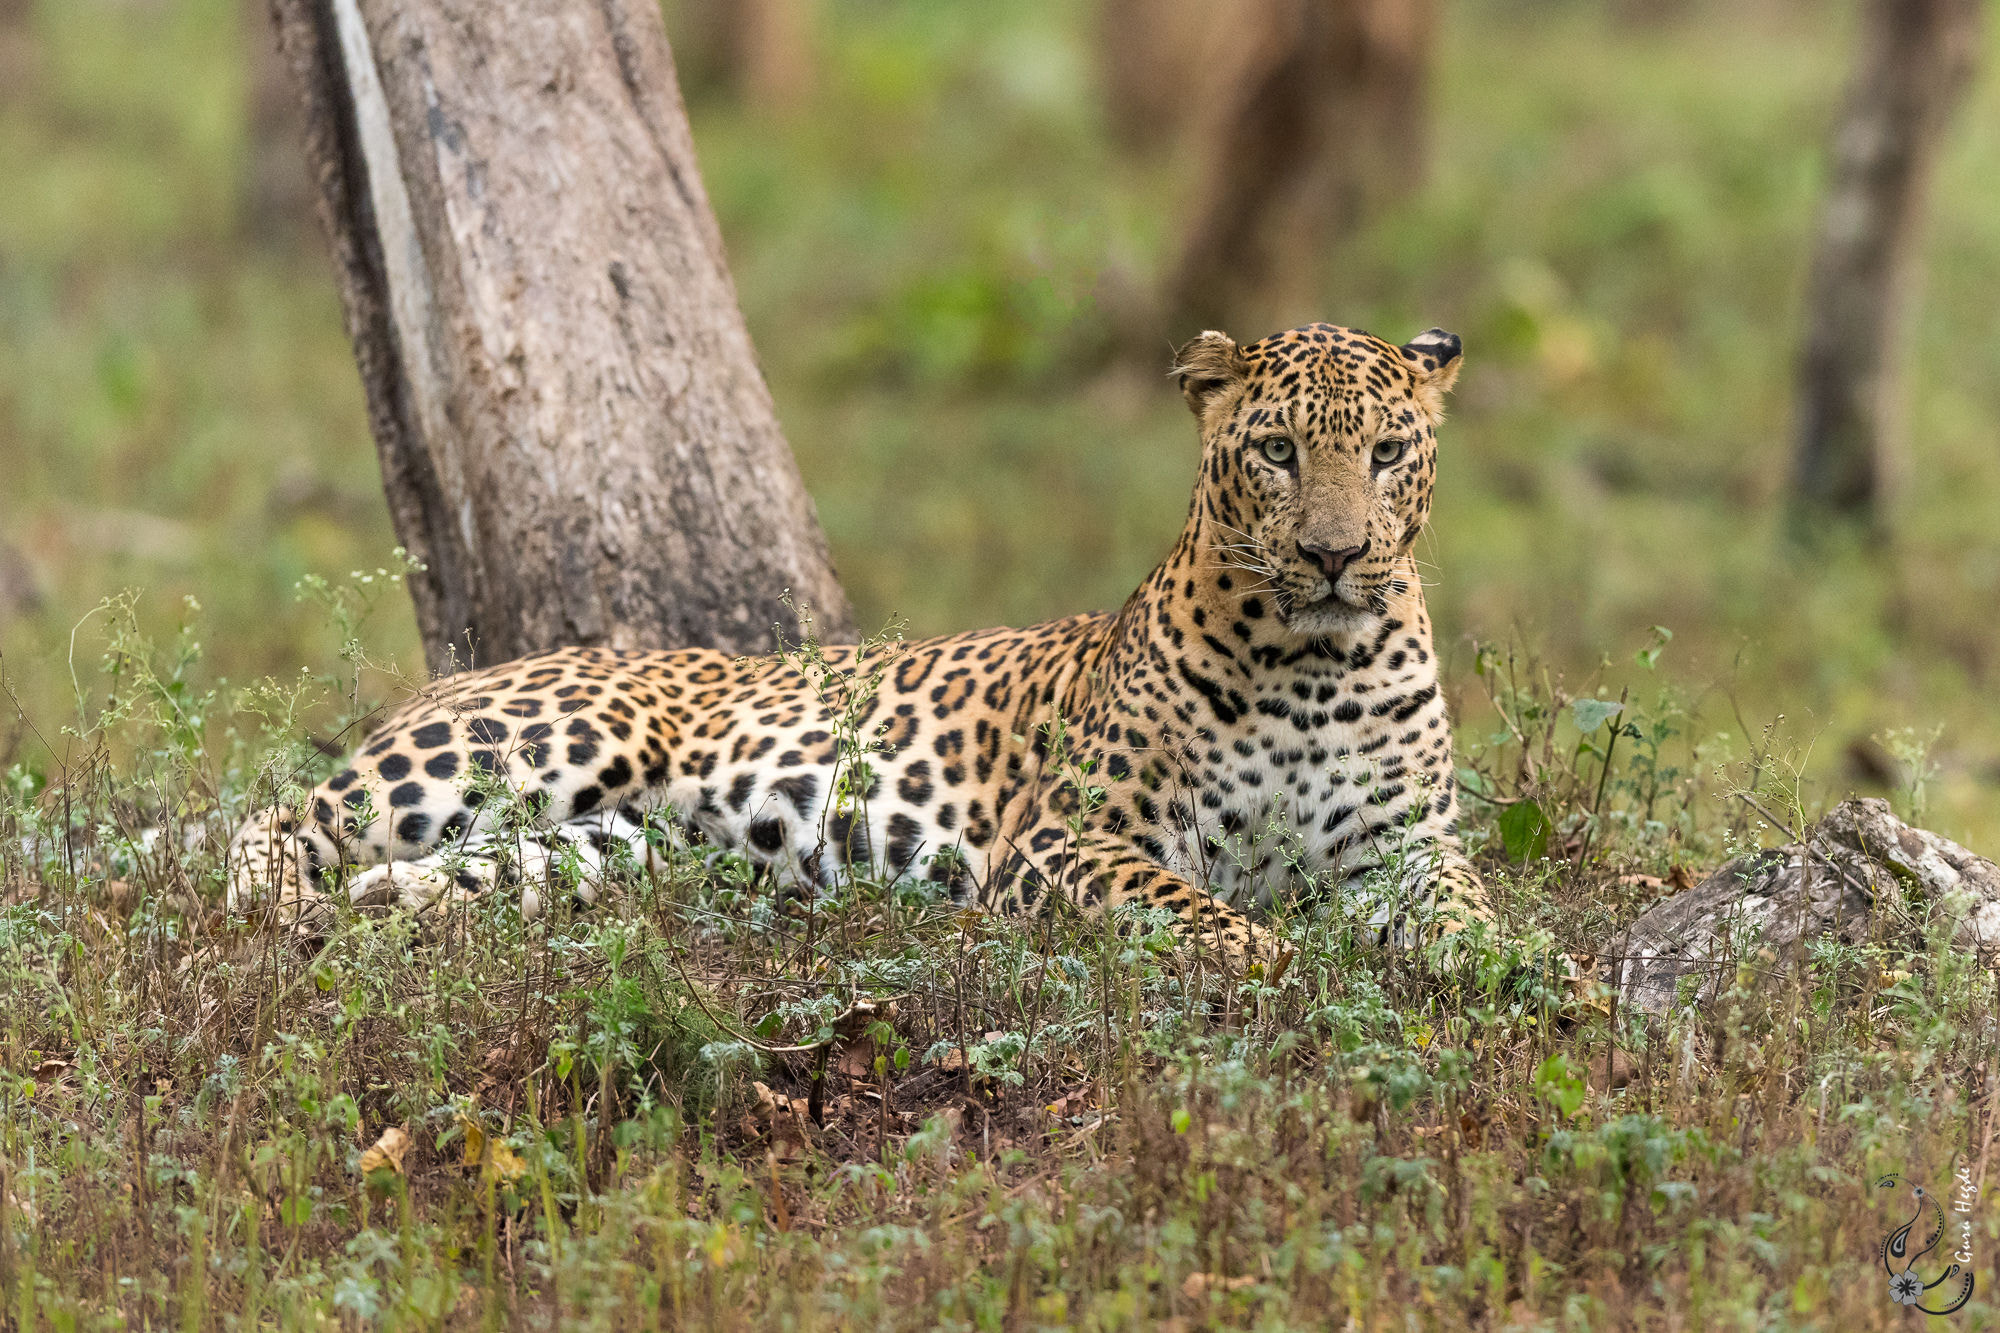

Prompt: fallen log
xmin=1617 ymin=798 xmax=2000 ymax=1013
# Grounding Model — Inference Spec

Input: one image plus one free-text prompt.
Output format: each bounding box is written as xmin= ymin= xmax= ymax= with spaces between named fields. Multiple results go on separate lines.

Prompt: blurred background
xmin=0 ymin=0 xmax=1995 ymax=843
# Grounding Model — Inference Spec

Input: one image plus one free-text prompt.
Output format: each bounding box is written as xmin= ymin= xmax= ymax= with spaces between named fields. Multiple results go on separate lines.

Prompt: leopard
xmin=227 ymin=322 xmax=1492 ymax=963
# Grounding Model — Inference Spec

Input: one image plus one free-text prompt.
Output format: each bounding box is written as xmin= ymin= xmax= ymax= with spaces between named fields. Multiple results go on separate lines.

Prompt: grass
xmin=3 ymin=0 xmax=2000 ymax=1324
xmin=2 ymin=601 xmax=1997 ymax=1328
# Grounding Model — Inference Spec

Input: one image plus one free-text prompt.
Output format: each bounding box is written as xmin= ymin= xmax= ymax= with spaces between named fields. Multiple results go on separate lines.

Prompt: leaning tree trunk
xmin=1791 ymin=0 xmax=1982 ymax=532
xmin=264 ymin=0 xmax=854 ymax=671
xmin=1166 ymin=0 xmax=1435 ymax=333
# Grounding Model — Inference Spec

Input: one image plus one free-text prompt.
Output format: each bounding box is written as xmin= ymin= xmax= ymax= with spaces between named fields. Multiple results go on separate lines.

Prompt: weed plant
xmin=1 ymin=597 xmax=1995 ymax=1330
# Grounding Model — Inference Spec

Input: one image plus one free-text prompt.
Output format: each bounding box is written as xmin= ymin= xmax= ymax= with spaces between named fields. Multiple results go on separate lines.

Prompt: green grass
xmin=3 ymin=0 xmax=2000 ymax=1323
xmin=2 ymin=603 xmax=1997 ymax=1328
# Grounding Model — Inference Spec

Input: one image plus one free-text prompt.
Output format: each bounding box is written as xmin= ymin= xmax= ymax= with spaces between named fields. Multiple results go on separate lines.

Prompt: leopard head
xmin=1174 ymin=321 xmax=1462 ymax=638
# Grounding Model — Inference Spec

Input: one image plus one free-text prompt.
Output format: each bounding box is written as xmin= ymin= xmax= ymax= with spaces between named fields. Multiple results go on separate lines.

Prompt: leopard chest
xmin=1150 ymin=655 xmax=1453 ymax=907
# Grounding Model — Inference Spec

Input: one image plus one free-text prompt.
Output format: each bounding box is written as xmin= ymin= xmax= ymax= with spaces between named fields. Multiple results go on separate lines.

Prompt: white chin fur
xmin=1285 ymin=598 xmax=1377 ymax=638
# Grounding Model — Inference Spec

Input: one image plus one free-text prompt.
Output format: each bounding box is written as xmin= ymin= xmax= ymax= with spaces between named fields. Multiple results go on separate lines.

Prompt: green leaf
xmin=1534 ymin=1053 xmax=1585 ymax=1119
xmin=1636 ymin=625 xmax=1674 ymax=670
xmin=1497 ymin=800 xmax=1552 ymax=863
xmin=1570 ymin=698 xmax=1624 ymax=733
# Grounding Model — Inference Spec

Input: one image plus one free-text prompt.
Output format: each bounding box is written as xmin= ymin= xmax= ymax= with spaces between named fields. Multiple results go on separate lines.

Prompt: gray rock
xmin=1616 ymin=798 xmax=2000 ymax=1013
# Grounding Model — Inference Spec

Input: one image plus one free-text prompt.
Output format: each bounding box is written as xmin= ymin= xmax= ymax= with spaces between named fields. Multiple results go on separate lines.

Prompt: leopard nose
xmin=1299 ymin=540 xmax=1368 ymax=578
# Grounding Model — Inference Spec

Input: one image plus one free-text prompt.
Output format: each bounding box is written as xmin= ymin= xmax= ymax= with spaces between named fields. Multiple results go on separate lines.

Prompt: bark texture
xmin=1617 ymin=799 xmax=2000 ymax=1013
xmin=1791 ymin=0 xmax=1982 ymax=528
xmin=266 ymin=0 xmax=853 ymax=671
xmin=1166 ymin=0 xmax=1435 ymax=332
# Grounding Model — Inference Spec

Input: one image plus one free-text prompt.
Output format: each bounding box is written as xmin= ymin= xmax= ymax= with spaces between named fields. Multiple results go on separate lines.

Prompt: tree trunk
xmin=1165 ymin=0 xmax=1435 ymax=333
xmin=1095 ymin=0 xmax=1250 ymax=156
xmin=265 ymin=0 xmax=854 ymax=672
xmin=0 ymin=0 xmax=32 ymax=95
xmin=722 ymin=0 xmax=816 ymax=113
xmin=666 ymin=0 xmax=817 ymax=113
xmin=243 ymin=0 xmax=318 ymax=247
xmin=1791 ymin=0 xmax=1982 ymax=531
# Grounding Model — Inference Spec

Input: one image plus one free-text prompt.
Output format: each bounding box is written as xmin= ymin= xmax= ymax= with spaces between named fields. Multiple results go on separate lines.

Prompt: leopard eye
xmin=1371 ymin=437 xmax=1409 ymax=467
xmin=1259 ymin=436 xmax=1296 ymax=466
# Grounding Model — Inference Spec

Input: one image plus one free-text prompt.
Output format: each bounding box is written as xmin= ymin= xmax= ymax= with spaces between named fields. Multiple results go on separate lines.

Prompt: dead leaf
xmin=1566 ymin=965 xmax=1613 ymax=1017
xmin=474 ymin=1042 xmax=526 ymax=1099
xmin=1044 ymin=1085 xmax=1101 ymax=1121
xmin=458 ymin=1117 xmax=488 ymax=1166
xmin=1180 ymin=1272 xmax=1256 ymax=1300
xmin=358 ymin=1126 xmax=412 ymax=1178
xmin=836 ymin=1040 xmax=880 ymax=1081
xmin=457 ymin=1116 xmax=527 ymax=1186
xmin=486 ymin=1139 xmax=526 ymax=1184
xmin=750 ymin=1082 xmax=813 ymax=1153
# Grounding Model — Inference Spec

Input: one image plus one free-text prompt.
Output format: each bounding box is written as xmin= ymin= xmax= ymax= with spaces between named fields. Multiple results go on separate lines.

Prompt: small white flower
xmin=1888 ymin=1270 xmax=1923 ymax=1305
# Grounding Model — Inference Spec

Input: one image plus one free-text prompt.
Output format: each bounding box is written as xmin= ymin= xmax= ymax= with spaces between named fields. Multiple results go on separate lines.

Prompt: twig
xmin=656 ymin=914 xmax=903 ymax=1055
xmin=1730 ymin=792 xmax=1880 ymax=905
xmin=1732 ymin=790 xmax=1802 ymax=844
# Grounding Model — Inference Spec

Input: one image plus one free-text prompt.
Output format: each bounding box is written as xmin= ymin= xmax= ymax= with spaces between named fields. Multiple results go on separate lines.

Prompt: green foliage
xmin=3 ymin=0 xmax=1996 ymax=845
xmin=0 ymin=598 xmax=1993 ymax=1328
xmin=2 ymin=5 xmax=1998 ymax=1321
xmin=1533 ymin=1050 xmax=1587 ymax=1120
xmin=1497 ymin=798 xmax=1553 ymax=863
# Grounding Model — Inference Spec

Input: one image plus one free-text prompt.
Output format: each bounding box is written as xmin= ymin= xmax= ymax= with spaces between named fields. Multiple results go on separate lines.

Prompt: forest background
xmin=7 ymin=4 xmax=2000 ymax=1327
xmin=2 ymin=0 xmax=1997 ymax=842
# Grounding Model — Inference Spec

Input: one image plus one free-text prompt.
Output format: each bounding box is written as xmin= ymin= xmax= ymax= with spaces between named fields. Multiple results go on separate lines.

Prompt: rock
xmin=1616 ymin=798 xmax=2000 ymax=1013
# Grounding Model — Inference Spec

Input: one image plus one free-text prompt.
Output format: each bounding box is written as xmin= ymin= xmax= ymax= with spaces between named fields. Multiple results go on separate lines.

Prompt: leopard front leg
xmin=1366 ymin=832 xmax=1493 ymax=948
xmin=1431 ymin=839 xmax=1493 ymax=933
xmin=226 ymin=804 xmax=337 ymax=930
xmin=992 ymin=827 xmax=1280 ymax=967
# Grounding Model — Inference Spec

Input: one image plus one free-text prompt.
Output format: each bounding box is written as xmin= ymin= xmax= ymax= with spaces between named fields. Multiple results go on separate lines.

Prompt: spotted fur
xmin=228 ymin=323 xmax=1491 ymax=961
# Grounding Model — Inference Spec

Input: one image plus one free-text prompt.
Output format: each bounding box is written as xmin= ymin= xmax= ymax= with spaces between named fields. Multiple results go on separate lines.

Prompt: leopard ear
xmin=1399 ymin=328 xmax=1462 ymax=417
xmin=1172 ymin=330 xmax=1249 ymax=418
